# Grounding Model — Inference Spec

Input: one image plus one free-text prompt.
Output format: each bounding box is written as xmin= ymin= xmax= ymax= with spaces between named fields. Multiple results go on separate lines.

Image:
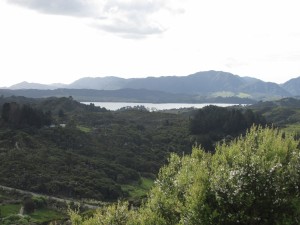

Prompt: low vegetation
xmin=0 ymin=189 xmax=67 ymax=224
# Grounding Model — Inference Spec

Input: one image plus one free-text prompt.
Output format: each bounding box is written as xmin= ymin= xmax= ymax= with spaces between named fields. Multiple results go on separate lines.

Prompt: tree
xmin=58 ymin=109 xmax=65 ymax=118
xmin=1 ymin=102 xmax=52 ymax=128
xmin=142 ymin=126 xmax=300 ymax=224
xmin=1 ymin=102 xmax=10 ymax=122
xmin=190 ymin=106 xmax=266 ymax=151
xmin=68 ymin=201 xmax=135 ymax=225
xmin=23 ymin=196 xmax=35 ymax=214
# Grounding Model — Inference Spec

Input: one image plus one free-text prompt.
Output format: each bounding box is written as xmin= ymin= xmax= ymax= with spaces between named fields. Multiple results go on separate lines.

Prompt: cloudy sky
xmin=1 ymin=0 xmax=300 ymax=87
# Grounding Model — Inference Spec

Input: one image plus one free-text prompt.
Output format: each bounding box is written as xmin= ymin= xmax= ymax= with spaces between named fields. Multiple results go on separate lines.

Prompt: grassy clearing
xmin=29 ymin=208 xmax=66 ymax=223
xmin=139 ymin=177 xmax=154 ymax=190
xmin=237 ymin=92 xmax=252 ymax=98
xmin=0 ymin=192 xmax=66 ymax=223
xmin=122 ymin=178 xmax=154 ymax=199
xmin=211 ymin=92 xmax=235 ymax=97
xmin=211 ymin=92 xmax=252 ymax=98
xmin=0 ymin=204 xmax=21 ymax=217
xmin=77 ymin=125 xmax=92 ymax=133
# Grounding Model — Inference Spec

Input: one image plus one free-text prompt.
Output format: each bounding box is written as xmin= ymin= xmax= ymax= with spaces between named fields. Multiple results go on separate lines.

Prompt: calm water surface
xmin=82 ymin=102 xmax=239 ymax=111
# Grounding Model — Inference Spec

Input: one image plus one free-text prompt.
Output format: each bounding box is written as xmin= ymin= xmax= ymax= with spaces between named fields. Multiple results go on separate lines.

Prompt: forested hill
xmin=0 ymin=96 xmax=267 ymax=202
xmin=281 ymin=76 xmax=300 ymax=96
xmin=249 ymin=97 xmax=300 ymax=127
xmin=5 ymin=70 xmax=300 ymax=101
xmin=0 ymin=88 xmax=256 ymax=104
xmin=0 ymin=97 xmax=192 ymax=202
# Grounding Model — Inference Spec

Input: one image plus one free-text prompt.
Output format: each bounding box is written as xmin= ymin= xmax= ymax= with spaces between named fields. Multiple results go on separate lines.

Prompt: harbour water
xmin=82 ymin=102 xmax=239 ymax=111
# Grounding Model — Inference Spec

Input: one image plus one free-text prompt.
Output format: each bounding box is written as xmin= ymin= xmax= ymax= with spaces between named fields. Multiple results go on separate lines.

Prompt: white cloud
xmin=8 ymin=0 xmax=101 ymax=17
xmin=1 ymin=0 xmax=300 ymax=86
xmin=7 ymin=0 xmax=185 ymax=38
xmin=95 ymin=0 xmax=166 ymax=38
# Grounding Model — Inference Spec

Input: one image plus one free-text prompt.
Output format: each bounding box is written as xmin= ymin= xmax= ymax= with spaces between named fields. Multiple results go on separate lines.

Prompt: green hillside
xmin=0 ymin=96 xmax=265 ymax=204
xmin=1 ymin=96 xmax=300 ymax=224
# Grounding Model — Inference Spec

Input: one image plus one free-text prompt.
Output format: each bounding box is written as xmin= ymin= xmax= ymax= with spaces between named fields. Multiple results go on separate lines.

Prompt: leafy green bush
xmin=144 ymin=126 xmax=300 ymax=224
xmin=32 ymin=196 xmax=47 ymax=209
xmin=0 ymin=214 xmax=31 ymax=225
xmin=69 ymin=201 xmax=135 ymax=225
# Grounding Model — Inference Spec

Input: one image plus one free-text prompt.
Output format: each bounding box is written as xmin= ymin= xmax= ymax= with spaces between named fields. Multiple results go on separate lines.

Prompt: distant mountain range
xmin=2 ymin=71 xmax=300 ymax=102
xmin=8 ymin=81 xmax=67 ymax=90
xmin=281 ymin=77 xmax=300 ymax=96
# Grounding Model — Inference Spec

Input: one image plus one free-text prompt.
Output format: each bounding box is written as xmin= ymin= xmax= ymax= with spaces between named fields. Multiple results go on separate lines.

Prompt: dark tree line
xmin=1 ymin=102 xmax=52 ymax=128
xmin=190 ymin=106 xmax=267 ymax=151
xmin=190 ymin=105 xmax=266 ymax=135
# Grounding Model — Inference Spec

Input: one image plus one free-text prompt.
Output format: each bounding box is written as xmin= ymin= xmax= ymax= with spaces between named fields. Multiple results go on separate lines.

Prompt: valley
xmin=0 ymin=96 xmax=300 ymax=224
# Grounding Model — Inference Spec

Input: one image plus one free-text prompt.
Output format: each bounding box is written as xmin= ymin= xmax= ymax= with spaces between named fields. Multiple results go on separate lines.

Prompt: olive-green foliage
xmin=68 ymin=201 xmax=134 ymax=225
xmin=32 ymin=196 xmax=47 ymax=209
xmin=71 ymin=126 xmax=300 ymax=224
xmin=0 ymin=204 xmax=21 ymax=217
xmin=69 ymin=201 xmax=166 ymax=225
xmin=147 ymin=126 xmax=300 ymax=224
xmin=208 ymin=127 xmax=300 ymax=224
xmin=0 ymin=214 xmax=32 ymax=225
xmin=250 ymin=97 xmax=300 ymax=127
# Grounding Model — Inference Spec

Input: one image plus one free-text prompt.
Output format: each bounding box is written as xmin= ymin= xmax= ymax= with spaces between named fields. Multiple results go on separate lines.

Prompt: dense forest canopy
xmin=0 ymin=97 xmax=267 ymax=203
xmin=1 ymin=102 xmax=52 ymax=128
xmin=189 ymin=105 xmax=266 ymax=151
xmin=190 ymin=105 xmax=266 ymax=135
xmin=0 ymin=97 xmax=191 ymax=201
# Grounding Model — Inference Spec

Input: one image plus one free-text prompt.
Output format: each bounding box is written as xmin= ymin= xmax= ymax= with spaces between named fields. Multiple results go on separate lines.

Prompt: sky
xmin=1 ymin=0 xmax=300 ymax=87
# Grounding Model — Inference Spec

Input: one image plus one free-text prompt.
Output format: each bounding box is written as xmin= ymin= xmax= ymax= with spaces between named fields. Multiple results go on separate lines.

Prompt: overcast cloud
xmin=8 ymin=0 xmax=100 ymax=17
xmin=1 ymin=0 xmax=300 ymax=86
xmin=97 ymin=0 xmax=167 ymax=38
xmin=8 ymin=0 xmax=181 ymax=38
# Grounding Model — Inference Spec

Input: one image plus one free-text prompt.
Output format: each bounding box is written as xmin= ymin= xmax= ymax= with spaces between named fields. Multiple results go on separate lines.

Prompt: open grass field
xmin=29 ymin=208 xmax=67 ymax=223
xmin=0 ymin=190 xmax=67 ymax=224
xmin=0 ymin=204 xmax=21 ymax=217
